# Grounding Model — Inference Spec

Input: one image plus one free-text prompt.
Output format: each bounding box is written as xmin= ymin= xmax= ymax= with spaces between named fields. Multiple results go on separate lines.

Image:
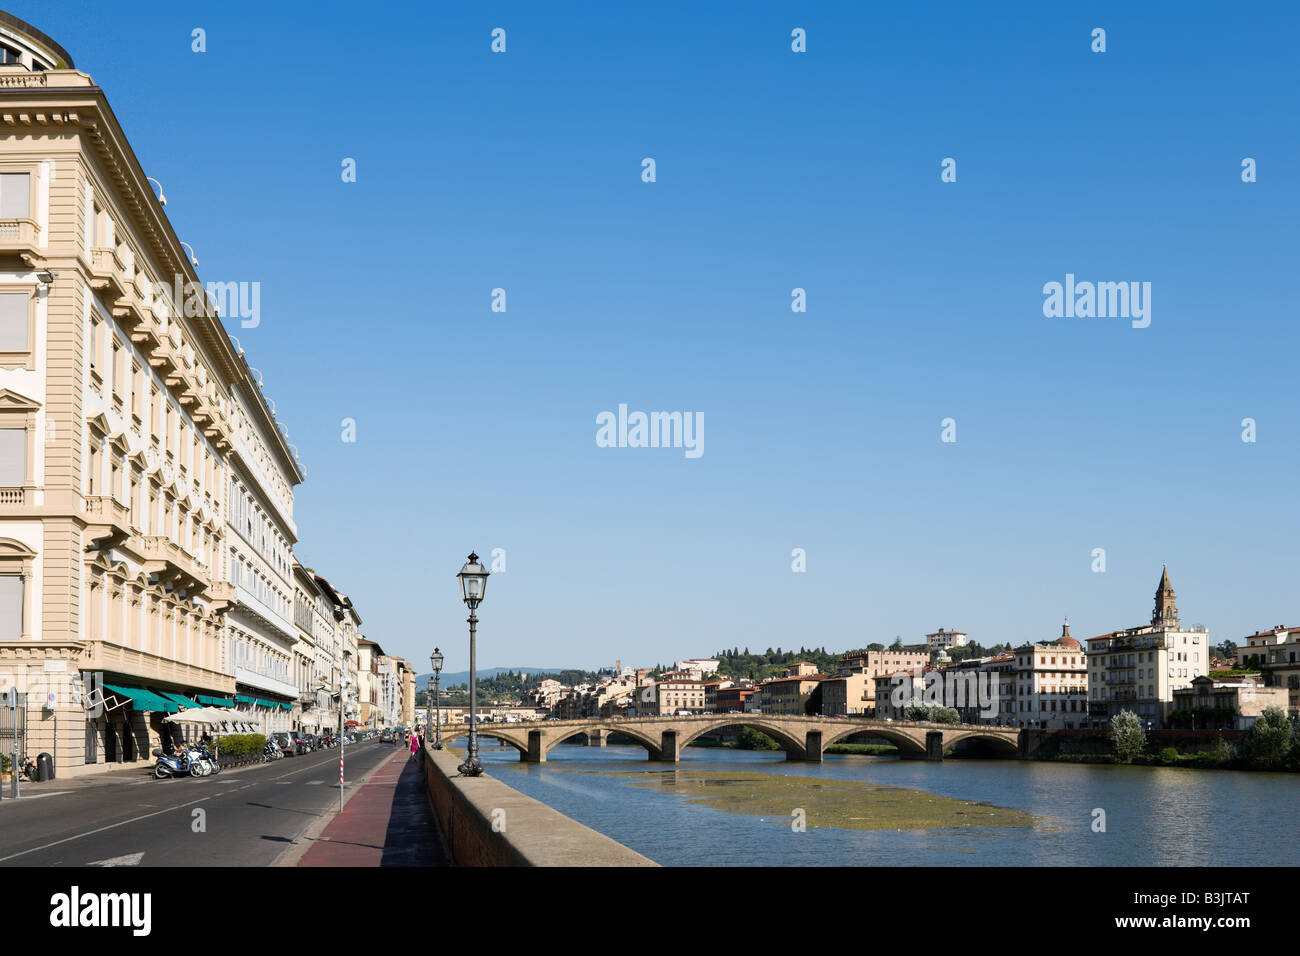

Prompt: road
xmin=0 ymin=740 xmax=400 ymax=867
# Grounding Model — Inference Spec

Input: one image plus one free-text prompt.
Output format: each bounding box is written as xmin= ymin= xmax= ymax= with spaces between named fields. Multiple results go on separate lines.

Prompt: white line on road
xmin=0 ymin=796 xmax=211 ymax=863
xmin=305 ymin=780 xmax=323 ymax=785
xmin=88 ymin=852 xmax=144 ymax=867
xmin=4 ymin=791 xmax=71 ymax=801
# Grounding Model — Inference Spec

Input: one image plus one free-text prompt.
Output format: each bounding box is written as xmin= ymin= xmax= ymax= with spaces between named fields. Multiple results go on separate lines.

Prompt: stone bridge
xmin=427 ymin=714 xmax=1021 ymax=763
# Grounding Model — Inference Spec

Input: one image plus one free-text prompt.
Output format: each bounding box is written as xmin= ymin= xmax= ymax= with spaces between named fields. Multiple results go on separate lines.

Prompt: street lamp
xmin=456 ymin=552 xmax=489 ymax=776
xmin=429 ymin=647 xmax=444 ymax=750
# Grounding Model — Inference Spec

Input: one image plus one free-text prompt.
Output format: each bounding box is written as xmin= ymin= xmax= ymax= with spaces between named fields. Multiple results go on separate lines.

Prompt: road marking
xmin=305 ymin=780 xmax=323 ymax=785
xmin=0 ymin=796 xmax=210 ymax=863
xmin=2 ymin=791 xmax=71 ymax=801
xmin=88 ymin=852 xmax=144 ymax=867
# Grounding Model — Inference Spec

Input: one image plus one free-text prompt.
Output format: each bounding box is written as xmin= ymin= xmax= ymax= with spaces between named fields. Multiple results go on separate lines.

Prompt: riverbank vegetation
xmin=1041 ymin=707 xmax=1300 ymax=772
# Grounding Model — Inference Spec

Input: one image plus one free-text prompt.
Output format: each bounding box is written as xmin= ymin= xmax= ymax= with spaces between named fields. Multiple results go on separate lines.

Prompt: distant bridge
xmin=425 ymin=714 xmax=1022 ymax=762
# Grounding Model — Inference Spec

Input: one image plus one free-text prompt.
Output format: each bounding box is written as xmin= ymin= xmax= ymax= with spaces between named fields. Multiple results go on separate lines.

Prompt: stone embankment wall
xmin=422 ymin=746 xmax=657 ymax=867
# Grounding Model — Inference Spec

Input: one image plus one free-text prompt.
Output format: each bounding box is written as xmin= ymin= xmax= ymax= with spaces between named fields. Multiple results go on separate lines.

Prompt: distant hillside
xmin=413 ymin=666 xmax=566 ymax=687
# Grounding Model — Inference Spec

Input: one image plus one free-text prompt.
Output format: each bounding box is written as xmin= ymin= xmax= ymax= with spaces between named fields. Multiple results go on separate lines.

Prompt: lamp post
xmin=456 ymin=553 xmax=489 ymax=776
xmin=429 ymin=647 xmax=444 ymax=750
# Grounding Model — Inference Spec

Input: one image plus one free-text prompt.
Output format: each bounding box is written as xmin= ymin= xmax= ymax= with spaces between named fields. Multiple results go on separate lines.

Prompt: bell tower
xmin=1152 ymin=566 xmax=1178 ymax=628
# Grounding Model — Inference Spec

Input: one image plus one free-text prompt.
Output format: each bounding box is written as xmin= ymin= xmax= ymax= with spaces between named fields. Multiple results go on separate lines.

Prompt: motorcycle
xmin=195 ymin=745 xmax=220 ymax=775
xmin=152 ymin=747 xmax=205 ymax=779
xmin=262 ymin=739 xmax=283 ymax=762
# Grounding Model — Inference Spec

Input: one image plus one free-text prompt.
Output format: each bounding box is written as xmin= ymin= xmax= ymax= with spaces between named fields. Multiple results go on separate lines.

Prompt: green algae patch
xmin=567 ymin=768 xmax=1038 ymax=831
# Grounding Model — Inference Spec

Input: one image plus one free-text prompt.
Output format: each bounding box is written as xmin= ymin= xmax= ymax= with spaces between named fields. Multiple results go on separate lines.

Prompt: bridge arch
xmin=442 ymin=726 xmax=526 ymax=758
xmin=673 ymin=717 xmax=812 ymax=757
xmin=941 ymin=729 xmax=1019 ymax=756
xmin=820 ymin=724 xmax=926 ymax=755
xmin=546 ymin=723 xmax=664 ymax=757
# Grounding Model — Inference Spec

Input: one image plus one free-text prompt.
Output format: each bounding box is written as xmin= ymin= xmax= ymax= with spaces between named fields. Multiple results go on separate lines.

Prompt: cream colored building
xmin=1236 ymin=626 xmax=1300 ymax=715
xmin=0 ymin=11 xmax=376 ymax=774
xmin=223 ymin=365 xmax=303 ymax=735
xmin=1012 ymin=620 xmax=1089 ymax=729
xmin=0 ymin=16 xmax=246 ymax=772
xmin=1087 ymin=568 xmax=1210 ymax=728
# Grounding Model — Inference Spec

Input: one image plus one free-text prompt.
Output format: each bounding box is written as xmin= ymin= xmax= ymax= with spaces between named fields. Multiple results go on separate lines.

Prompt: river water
xmin=452 ymin=736 xmax=1297 ymax=866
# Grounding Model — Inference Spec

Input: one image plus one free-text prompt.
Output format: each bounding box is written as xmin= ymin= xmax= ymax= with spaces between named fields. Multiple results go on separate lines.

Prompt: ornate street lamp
xmin=429 ymin=645 xmax=444 ymax=750
xmin=456 ymin=553 xmax=489 ymax=776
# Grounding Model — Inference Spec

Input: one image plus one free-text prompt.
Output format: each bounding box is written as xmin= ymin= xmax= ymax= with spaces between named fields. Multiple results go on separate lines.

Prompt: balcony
xmin=0 ymin=217 xmax=42 ymax=265
xmin=141 ymin=535 xmax=210 ymax=594
xmin=88 ymin=247 xmax=128 ymax=300
xmin=0 ymin=487 xmax=25 ymax=507
xmin=112 ymin=283 xmax=149 ymax=331
xmin=83 ymin=495 xmax=133 ymax=545
xmin=206 ymin=581 xmax=236 ymax=614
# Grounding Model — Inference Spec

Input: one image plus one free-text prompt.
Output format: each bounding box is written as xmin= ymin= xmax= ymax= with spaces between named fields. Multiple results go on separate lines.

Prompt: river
xmin=447 ymin=735 xmax=1297 ymax=866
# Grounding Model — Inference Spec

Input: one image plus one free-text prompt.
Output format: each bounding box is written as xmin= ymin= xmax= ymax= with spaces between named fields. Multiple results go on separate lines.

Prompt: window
xmin=0 ymin=292 xmax=27 ymax=352
xmin=89 ymin=316 xmax=102 ymax=380
xmin=0 ymin=574 xmax=22 ymax=640
xmin=0 ymin=427 xmax=25 ymax=487
xmin=0 ymin=172 xmax=29 ymax=219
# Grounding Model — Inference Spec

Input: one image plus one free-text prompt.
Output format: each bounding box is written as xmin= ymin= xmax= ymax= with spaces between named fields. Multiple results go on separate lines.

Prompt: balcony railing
xmin=84 ymin=495 xmax=133 ymax=544
xmin=0 ymin=487 xmax=25 ymax=506
xmin=141 ymin=535 xmax=210 ymax=593
xmin=0 ymin=218 xmax=40 ymax=254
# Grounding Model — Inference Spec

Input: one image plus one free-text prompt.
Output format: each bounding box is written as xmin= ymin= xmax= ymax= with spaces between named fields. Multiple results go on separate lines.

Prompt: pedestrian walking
xmin=410 ymin=728 xmax=421 ymax=762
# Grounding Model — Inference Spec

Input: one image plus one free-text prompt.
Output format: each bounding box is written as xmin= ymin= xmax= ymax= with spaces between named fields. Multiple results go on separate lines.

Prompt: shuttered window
xmin=0 ymin=575 xmax=22 ymax=641
xmin=0 ymin=428 xmax=25 ymax=486
xmin=0 ymin=292 xmax=26 ymax=350
xmin=0 ymin=173 xmax=29 ymax=219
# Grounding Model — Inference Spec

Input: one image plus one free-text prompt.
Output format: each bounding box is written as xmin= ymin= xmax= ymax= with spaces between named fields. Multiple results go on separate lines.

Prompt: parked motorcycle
xmin=195 ymin=745 xmax=220 ymax=775
xmin=152 ymin=747 xmax=205 ymax=779
xmin=262 ymin=739 xmax=283 ymax=762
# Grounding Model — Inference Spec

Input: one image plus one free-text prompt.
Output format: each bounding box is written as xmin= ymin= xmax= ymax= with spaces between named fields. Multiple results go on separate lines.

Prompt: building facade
xmin=1012 ymin=621 xmax=1089 ymax=729
xmin=0 ymin=12 xmax=378 ymax=773
xmin=1087 ymin=569 xmax=1210 ymax=727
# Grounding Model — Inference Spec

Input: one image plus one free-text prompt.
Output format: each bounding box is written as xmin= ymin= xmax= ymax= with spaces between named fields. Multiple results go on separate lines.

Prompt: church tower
xmin=1152 ymin=566 xmax=1178 ymax=627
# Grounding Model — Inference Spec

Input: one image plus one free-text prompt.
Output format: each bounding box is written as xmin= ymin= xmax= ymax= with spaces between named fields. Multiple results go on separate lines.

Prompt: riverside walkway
xmin=296 ymin=748 xmax=449 ymax=867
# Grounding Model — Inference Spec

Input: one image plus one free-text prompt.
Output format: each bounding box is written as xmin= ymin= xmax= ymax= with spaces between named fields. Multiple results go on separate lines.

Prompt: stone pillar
xmin=802 ymin=730 xmax=823 ymax=763
xmin=587 ymin=729 xmax=605 ymax=747
xmin=1018 ymin=728 xmax=1047 ymax=759
xmin=524 ymin=729 xmax=546 ymax=763
xmin=650 ymin=730 xmax=680 ymax=762
xmin=925 ymin=730 xmax=944 ymax=761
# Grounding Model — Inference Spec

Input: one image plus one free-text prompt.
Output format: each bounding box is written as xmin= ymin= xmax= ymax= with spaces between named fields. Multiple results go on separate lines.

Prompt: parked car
xmin=380 ymin=730 xmax=393 ymax=743
xmin=271 ymin=732 xmax=295 ymax=757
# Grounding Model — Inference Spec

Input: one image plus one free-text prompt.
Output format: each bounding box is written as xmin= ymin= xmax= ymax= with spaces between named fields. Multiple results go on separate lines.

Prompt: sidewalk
xmin=296 ymin=749 xmax=450 ymax=867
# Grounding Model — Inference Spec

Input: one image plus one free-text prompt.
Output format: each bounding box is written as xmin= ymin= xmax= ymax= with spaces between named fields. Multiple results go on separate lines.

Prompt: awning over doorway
xmin=196 ymin=694 xmax=235 ymax=708
xmin=153 ymin=690 xmax=199 ymax=710
xmin=102 ymin=682 xmax=178 ymax=713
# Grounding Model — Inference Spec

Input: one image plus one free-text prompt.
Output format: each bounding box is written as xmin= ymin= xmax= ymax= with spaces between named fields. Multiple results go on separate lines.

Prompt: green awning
xmin=235 ymin=695 xmax=257 ymax=705
xmin=280 ymin=702 xmax=292 ymax=711
xmin=154 ymin=690 xmax=199 ymax=710
xmin=103 ymin=682 xmax=177 ymax=713
xmin=197 ymin=695 xmax=235 ymax=707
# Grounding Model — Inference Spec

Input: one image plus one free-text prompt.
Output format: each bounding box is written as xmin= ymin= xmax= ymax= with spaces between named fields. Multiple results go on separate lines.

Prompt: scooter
xmin=152 ymin=747 xmax=205 ymax=779
xmin=195 ymin=745 xmax=220 ymax=775
xmin=262 ymin=739 xmax=283 ymax=762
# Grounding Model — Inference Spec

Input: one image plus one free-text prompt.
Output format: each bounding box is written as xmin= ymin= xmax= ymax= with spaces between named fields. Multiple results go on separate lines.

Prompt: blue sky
xmin=20 ymin=1 xmax=1299 ymax=671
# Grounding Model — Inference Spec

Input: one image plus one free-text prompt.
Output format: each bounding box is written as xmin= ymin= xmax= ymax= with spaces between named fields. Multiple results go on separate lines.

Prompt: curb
xmin=272 ymin=746 xmax=401 ymax=867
